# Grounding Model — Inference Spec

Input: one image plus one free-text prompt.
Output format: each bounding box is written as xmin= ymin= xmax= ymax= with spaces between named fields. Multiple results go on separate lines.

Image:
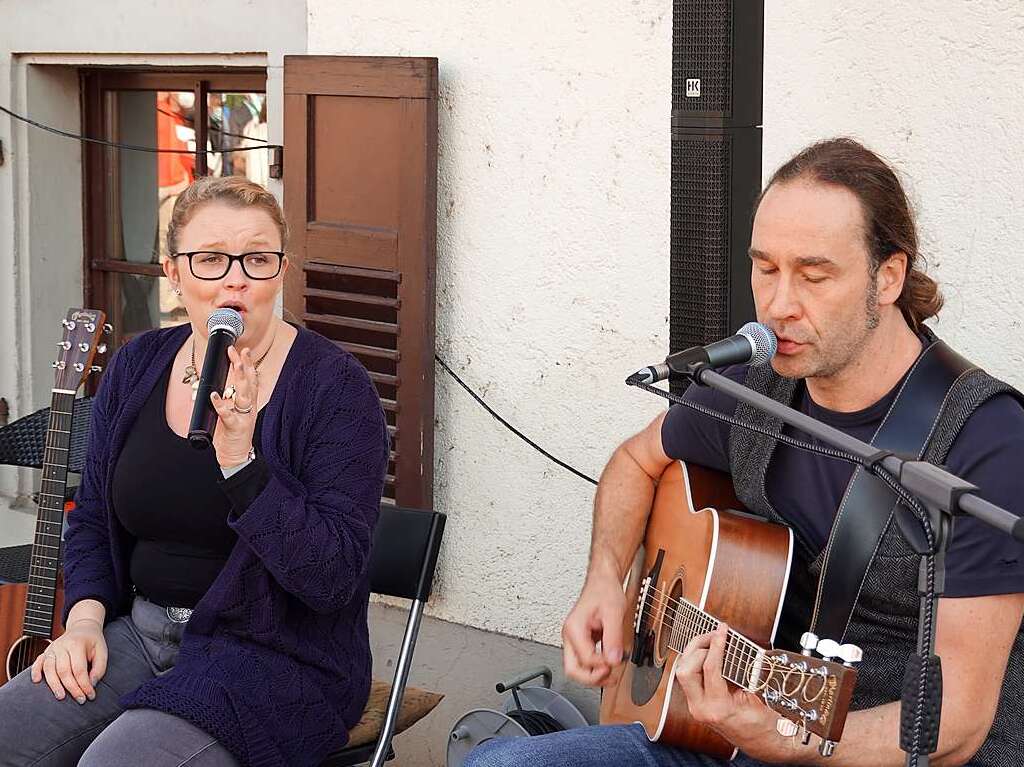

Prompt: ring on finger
xmin=223 ymin=385 xmax=236 ymax=400
xmin=44 ymin=650 xmax=56 ymax=660
xmin=231 ymin=401 xmax=254 ymax=414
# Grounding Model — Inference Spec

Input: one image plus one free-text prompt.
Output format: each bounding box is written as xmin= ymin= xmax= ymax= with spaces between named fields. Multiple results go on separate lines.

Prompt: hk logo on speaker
xmin=686 ymin=78 xmax=701 ymax=98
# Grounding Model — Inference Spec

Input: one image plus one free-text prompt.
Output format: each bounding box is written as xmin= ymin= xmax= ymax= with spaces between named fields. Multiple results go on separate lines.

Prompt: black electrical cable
xmin=506 ymin=709 xmax=565 ymax=737
xmin=155 ymin=105 xmax=269 ymax=144
xmin=0 ymin=104 xmax=280 ymax=155
xmin=434 ymin=354 xmax=599 ymax=486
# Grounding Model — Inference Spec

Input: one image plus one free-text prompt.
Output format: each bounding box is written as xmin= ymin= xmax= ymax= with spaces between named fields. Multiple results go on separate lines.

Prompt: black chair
xmin=0 ymin=396 xmax=94 ymax=473
xmin=320 ymin=505 xmax=446 ymax=767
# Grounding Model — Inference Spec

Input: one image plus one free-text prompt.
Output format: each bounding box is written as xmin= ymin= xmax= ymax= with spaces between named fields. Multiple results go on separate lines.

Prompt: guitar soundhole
xmin=5 ymin=635 xmax=50 ymax=682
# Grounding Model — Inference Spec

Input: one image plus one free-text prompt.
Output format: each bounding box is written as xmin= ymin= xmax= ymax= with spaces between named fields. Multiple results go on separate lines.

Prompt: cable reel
xmin=446 ymin=666 xmax=588 ymax=767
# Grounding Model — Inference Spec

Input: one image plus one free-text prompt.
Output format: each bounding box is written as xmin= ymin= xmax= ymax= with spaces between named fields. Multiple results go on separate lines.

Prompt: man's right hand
xmin=562 ymin=572 xmax=627 ymax=687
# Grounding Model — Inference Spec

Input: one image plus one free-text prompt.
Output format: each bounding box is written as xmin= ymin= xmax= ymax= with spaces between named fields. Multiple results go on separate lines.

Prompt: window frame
xmin=79 ymin=68 xmax=267 ymax=370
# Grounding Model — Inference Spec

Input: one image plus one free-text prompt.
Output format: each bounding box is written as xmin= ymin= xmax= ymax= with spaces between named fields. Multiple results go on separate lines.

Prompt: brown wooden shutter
xmin=282 ymin=56 xmax=437 ymax=509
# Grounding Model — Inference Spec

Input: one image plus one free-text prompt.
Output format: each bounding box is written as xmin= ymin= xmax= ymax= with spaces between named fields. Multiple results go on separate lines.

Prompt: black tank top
xmin=112 ymin=362 xmax=264 ymax=608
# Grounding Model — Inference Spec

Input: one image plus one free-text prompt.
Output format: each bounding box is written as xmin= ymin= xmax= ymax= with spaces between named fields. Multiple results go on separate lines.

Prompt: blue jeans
xmin=0 ymin=596 xmax=238 ymax=767
xmin=462 ymin=724 xmax=781 ymax=767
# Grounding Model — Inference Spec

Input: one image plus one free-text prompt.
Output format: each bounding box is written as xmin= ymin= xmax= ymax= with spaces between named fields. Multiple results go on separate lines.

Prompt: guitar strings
xmin=636 ymin=584 xmax=824 ymax=684
xmin=636 ymin=594 xmax=823 ymax=696
xmin=636 ymin=594 xmax=760 ymax=684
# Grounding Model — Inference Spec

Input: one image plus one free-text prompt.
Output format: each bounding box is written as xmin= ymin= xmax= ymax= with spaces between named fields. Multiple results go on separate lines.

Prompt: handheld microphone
xmin=188 ymin=308 xmax=244 ymax=449
xmin=632 ymin=322 xmax=777 ymax=385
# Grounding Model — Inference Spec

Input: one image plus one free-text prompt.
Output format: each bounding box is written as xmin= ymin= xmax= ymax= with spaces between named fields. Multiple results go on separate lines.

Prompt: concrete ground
xmin=369 ymin=601 xmax=600 ymax=767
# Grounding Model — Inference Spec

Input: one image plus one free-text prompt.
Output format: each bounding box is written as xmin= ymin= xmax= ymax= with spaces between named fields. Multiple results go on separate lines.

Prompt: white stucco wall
xmin=309 ymin=1 xmax=1024 ymax=646
xmin=308 ymin=2 xmax=673 ymax=643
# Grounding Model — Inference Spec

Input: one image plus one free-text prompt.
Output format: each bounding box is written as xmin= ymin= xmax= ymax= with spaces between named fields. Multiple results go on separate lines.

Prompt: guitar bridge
xmin=630 ymin=551 xmax=664 ymax=666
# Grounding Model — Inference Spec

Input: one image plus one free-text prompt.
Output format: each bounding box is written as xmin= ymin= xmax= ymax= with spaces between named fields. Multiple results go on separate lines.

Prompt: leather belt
xmin=134 ymin=591 xmax=194 ymax=624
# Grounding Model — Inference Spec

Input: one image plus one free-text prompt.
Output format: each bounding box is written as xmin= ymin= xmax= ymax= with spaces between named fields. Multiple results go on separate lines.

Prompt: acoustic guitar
xmin=600 ymin=461 xmax=859 ymax=758
xmin=2 ymin=309 xmax=108 ymax=681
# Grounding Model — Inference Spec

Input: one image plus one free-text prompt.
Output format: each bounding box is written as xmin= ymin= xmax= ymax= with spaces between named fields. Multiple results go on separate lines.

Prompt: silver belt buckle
xmin=165 ymin=606 xmax=193 ymax=624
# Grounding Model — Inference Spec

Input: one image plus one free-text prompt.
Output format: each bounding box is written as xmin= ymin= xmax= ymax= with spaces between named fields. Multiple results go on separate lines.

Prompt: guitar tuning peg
xmin=84 ymin=322 xmax=95 ymax=333
xmin=816 ymin=638 xmax=840 ymax=661
xmin=799 ymin=631 xmax=819 ymax=656
xmin=837 ymin=643 xmax=862 ymax=667
xmin=90 ymin=365 xmax=103 ymax=373
xmin=801 ymin=730 xmax=813 ymax=746
xmin=53 ymin=360 xmax=65 ymax=370
xmin=97 ymin=343 xmax=107 ymax=354
xmin=103 ymin=323 xmax=113 ymax=334
xmin=57 ymin=341 xmax=71 ymax=350
xmin=73 ymin=362 xmax=84 ymax=373
xmin=776 ymin=718 xmax=799 ymax=737
xmin=78 ymin=342 xmax=90 ymax=352
xmin=819 ymin=739 xmax=837 ymax=757
xmin=62 ymin=319 xmax=76 ymax=330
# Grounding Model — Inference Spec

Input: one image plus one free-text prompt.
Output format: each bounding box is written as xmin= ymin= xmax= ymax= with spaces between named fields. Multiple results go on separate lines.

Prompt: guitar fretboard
xmin=22 ymin=391 xmax=75 ymax=638
xmin=650 ymin=585 xmax=765 ymax=689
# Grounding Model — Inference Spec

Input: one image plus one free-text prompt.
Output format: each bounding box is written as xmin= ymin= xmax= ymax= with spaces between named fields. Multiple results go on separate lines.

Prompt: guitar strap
xmin=809 ymin=339 xmax=974 ymax=643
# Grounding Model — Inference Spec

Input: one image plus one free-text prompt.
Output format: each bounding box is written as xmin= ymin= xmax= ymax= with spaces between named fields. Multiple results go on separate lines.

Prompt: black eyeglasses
xmin=172 ymin=251 xmax=284 ymax=281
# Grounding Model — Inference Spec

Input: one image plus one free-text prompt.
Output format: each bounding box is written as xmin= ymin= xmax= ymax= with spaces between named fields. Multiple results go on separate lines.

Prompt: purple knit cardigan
xmin=61 ymin=322 xmax=389 ymax=767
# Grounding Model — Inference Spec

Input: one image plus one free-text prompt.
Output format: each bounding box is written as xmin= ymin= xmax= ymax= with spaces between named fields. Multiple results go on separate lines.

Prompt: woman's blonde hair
xmin=166 ymin=176 xmax=288 ymax=256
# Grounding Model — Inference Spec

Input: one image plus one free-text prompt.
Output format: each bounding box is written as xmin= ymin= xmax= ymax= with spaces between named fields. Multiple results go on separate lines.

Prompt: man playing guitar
xmin=464 ymin=138 xmax=1024 ymax=767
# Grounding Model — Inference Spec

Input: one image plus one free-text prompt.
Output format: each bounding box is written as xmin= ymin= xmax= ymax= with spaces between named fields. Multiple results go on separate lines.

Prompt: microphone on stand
xmin=631 ymin=322 xmax=777 ymax=384
xmin=188 ymin=308 xmax=244 ymax=449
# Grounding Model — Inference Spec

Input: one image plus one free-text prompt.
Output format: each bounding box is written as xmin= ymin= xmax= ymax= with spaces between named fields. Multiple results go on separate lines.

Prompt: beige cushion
xmin=347 ymin=680 xmax=444 ymax=747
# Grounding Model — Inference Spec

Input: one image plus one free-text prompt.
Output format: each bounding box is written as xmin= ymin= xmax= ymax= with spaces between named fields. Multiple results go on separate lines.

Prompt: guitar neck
xmin=659 ymin=589 xmax=765 ymax=689
xmin=22 ymin=390 xmax=75 ymax=637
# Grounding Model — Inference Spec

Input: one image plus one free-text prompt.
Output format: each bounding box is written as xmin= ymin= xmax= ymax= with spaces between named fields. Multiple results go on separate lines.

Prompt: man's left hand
xmin=675 ymin=622 xmax=793 ymax=764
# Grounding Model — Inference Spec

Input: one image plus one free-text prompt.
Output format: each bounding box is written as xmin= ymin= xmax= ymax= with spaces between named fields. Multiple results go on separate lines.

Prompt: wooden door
xmin=282 ymin=56 xmax=438 ymax=509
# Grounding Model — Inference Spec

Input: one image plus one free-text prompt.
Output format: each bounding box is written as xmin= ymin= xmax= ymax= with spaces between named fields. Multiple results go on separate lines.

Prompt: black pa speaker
xmin=670 ymin=0 xmax=763 ymax=393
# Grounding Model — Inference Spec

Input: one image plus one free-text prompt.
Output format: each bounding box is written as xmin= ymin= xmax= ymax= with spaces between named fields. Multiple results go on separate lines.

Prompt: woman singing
xmin=0 ymin=176 xmax=389 ymax=767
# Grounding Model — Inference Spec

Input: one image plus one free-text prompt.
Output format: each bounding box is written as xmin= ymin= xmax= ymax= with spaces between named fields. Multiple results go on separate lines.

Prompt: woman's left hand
xmin=211 ymin=345 xmax=259 ymax=468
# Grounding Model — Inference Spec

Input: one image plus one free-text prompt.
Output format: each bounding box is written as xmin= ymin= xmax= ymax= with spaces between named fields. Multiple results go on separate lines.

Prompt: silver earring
xmin=173 ymin=285 xmax=182 ymax=296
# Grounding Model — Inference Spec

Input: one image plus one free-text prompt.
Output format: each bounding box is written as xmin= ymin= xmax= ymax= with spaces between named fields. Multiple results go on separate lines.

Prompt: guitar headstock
xmin=52 ymin=308 xmax=110 ymax=392
xmin=758 ymin=637 xmax=859 ymax=754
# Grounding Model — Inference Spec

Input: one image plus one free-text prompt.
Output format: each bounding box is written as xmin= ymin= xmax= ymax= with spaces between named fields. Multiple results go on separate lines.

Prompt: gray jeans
xmin=0 ymin=596 xmax=239 ymax=767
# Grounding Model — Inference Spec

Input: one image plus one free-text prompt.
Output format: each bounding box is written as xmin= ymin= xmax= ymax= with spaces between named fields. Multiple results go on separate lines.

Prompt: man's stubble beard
xmin=809 ymin=277 xmax=882 ymax=379
xmin=773 ymin=277 xmax=882 ymax=381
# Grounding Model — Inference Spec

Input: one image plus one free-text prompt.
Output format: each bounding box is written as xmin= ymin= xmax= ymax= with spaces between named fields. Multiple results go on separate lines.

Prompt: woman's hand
xmin=211 ymin=345 xmax=259 ymax=468
xmin=31 ymin=617 xmax=107 ymax=704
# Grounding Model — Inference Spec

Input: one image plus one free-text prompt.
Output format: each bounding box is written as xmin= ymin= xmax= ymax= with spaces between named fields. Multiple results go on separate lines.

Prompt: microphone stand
xmin=632 ymin=362 xmax=1023 ymax=767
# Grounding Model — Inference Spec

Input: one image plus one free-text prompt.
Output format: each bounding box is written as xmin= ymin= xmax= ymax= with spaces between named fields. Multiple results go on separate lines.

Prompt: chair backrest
xmin=0 ymin=396 xmax=93 ymax=473
xmin=368 ymin=505 xmax=445 ymax=602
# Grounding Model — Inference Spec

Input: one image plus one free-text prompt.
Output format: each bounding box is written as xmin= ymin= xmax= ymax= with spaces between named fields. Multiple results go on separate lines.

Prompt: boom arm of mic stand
xmin=687 ymin=363 xmax=1024 ymax=540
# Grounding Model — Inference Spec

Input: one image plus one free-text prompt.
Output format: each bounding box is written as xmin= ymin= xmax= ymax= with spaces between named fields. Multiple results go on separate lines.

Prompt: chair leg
xmin=369 ymin=599 xmax=426 ymax=767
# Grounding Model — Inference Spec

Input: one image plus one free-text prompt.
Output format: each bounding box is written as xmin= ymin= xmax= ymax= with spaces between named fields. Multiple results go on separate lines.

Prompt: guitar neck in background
xmin=22 ymin=390 xmax=76 ymax=637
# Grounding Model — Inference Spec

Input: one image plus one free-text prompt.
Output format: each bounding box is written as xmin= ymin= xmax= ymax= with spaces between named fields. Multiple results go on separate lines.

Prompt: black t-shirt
xmin=111 ymin=362 xmax=265 ymax=608
xmin=661 ymin=364 xmax=1024 ymax=598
